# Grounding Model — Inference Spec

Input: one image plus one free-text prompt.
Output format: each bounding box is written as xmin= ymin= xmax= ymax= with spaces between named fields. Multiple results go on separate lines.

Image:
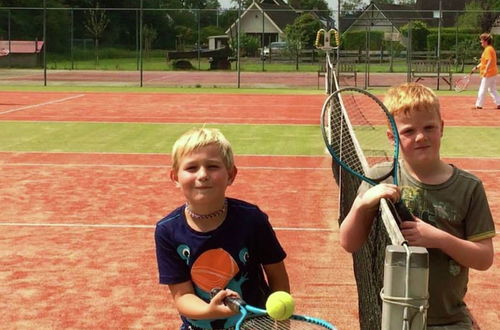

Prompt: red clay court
xmin=0 ymin=90 xmax=499 ymax=329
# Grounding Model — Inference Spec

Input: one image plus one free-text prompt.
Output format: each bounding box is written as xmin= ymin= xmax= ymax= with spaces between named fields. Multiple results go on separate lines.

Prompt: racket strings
xmin=454 ymin=75 xmax=470 ymax=92
xmin=328 ymin=90 xmax=394 ymax=170
xmin=239 ymin=315 xmax=331 ymax=329
xmin=327 ymin=94 xmax=364 ymax=174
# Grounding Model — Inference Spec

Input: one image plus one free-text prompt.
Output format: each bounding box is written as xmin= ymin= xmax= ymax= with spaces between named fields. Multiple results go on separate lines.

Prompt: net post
xmin=381 ymin=245 xmax=429 ymax=330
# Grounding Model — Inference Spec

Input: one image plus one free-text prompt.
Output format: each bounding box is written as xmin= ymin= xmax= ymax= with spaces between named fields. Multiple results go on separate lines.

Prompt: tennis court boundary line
xmin=0 ymin=94 xmax=85 ymax=115
xmin=0 ymin=163 xmax=332 ymax=170
xmin=0 ymin=222 xmax=333 ymax=232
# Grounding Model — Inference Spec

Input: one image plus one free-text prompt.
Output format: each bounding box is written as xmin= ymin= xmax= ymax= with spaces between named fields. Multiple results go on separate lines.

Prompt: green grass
xmin=355 ymin=126 xmax=500 ymax=158
xmin=0 ymin=122 xmax=324 ymax=155
xmin=0 ymin=83 xmax=477 ymax=96
xmin=46 ymin=55 xmax=322 ymax=72
xmin=0 ymin=121 xmax=498 ymax=157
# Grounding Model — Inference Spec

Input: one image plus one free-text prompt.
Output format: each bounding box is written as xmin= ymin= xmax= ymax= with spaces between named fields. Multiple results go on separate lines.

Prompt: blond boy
xmin=155 ymin=128 xmax=289 ymax=329
xmin=339 ymin=83 xmax=495 ymax=328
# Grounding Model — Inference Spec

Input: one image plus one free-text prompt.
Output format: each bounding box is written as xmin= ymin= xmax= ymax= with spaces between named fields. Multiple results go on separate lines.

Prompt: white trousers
xmin=475 ymin=75 xmax=500 ymax=107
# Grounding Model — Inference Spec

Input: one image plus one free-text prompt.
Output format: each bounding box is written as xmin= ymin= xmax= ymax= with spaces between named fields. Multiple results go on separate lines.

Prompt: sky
xmin=219 ymin=0 xmax=340 ymax=11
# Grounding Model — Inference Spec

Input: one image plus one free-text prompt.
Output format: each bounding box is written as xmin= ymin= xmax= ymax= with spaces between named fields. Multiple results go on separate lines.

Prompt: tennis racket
xmin=320 ymin=87 xmax=413 ymax=224
xmin=454 ymin=72 xmax=472 ymax=92
xmin=211 ymin=289 xmax=336 ymax=329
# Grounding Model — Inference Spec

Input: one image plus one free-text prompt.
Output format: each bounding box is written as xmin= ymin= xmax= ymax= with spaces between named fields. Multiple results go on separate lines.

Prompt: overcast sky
xmin=219 ymin=0 xmax=340 ymax=11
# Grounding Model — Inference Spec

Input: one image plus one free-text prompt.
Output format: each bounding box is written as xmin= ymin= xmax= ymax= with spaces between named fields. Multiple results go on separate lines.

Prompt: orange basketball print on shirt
xmin=191 ymin=248 xmax=239 ymax=292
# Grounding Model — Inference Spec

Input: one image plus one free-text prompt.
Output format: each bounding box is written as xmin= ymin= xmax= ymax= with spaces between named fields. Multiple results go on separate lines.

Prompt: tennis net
xmin=326 ymin=67 xmax=406 ymax=330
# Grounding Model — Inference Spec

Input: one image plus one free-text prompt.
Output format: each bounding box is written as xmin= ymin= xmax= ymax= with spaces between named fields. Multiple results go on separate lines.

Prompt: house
xmin=208 ymin=35 xmax=229 ymax=50
xmin=0 ymin=40 xmax=44 ymax=67
xmin=340 ymin=0 xmax=482 ymax=41
xmin=415 ymin=0 xmax=470 ymax=27
xmin=341 ymin=2 xmax=417 ymax=39
xmin=225 ymin=0 xmax=333 ymax=47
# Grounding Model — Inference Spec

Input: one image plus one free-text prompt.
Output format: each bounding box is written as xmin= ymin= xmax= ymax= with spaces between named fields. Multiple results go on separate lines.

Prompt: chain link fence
xmin=0 ymin=4 xmax=498 ymax=89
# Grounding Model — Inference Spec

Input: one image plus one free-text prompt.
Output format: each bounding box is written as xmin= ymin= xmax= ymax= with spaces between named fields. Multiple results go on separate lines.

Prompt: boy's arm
xmin=168 ymin=281 xmax=238 ymax=319
xmin=401 ymin=220 xmax=494 ymax=270
xmin=339 ymin=184 xmax=402 ymax=253
xmin=263 ymin=261 xmax=290 ymax=293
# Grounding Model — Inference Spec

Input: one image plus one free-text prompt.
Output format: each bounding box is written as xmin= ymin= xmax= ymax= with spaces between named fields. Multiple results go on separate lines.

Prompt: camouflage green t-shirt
xmin=362 ymin=162 xmax=495 ymax=325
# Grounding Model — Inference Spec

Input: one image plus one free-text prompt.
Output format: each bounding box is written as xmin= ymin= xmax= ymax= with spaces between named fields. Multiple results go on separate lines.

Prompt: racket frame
xmin=212 ymin=289 xmax=336 ymax=329
xmin=454 ymin=73 xmax=471 ymax=92
xmin=320 ymin=87 xmax=401 ymax=186
xmin=320 ymin=87 xmax=414 ymax=223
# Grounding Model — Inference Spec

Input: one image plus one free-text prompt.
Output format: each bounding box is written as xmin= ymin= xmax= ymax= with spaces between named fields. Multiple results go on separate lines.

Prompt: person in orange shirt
xmin=472 ymin=33 xmax=500 ymax=109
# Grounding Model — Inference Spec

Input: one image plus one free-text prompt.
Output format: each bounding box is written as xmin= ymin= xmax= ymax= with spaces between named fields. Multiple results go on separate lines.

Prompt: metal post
xmin=136 ymin=9 xmax=139 ymax=70
xmin=262 ymin=8 xmax=265 ymax=72
xmin=197 ymin=9 xmax=201 ymax=70
xmin=455 ymin=12 xmax=459 ymax=72
xmin=8 ymin=10 xmax=11 ymax=67
xmin=43 ymin=0 xmax=47 ymax=86
xmin=237 ymin=0 xmax=241 ymax=88
xmin=407 ymin=21 xmax=412 ymax=83
xmin=437 ymin=0 xmax=442 ymax=90
xmin=364 ymin=25 xmax=368 ymax=90
xmin=139 ymin=0 xmax=143 ymax=87
xmin=381 ymin=245 xmax=429 ymax=330
xmin=70 ymin=9 xmax=74 ymax=70
xmin=336 ymin=0 xmax=340 ymax=77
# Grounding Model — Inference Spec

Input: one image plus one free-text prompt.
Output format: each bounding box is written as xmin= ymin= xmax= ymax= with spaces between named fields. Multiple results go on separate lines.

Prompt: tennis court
xmin=0 ymin=88 xmax=499 ymax=329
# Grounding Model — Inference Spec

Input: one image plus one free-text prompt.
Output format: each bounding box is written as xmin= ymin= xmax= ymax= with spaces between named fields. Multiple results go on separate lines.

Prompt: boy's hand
xmin=359 ymin=184 xmax=401 ymax=211
xmin=400 ymin=218 xmax=444 ymax=248
xmin=208 ymin=288 xmax=240 ymax=317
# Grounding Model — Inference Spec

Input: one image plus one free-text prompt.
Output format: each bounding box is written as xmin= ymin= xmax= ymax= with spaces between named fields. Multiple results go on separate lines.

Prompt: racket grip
xmin=210 ymin=288 xmax=244 ymax=312
xmin=394 ymin=201 xmax=413 ymax=222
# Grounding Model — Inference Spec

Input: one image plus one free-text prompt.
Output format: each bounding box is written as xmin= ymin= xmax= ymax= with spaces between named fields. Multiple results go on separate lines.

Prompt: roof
xmin=257 ymin=2 xmax=300 ymax=31
xmin=224 ymin=0 xmax=330 ymax=36
xmin=0 ymin=40 xmax=44 ymax=54
xmin=375 ymin=3 xmax=423 ymax=29
xmin=341 ymin=0 xmax=475 ymax=32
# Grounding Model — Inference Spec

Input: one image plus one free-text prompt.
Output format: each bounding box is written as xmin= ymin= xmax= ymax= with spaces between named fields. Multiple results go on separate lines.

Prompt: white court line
xmin=0 ymin=222 xmax=333 ymax=232
xmin=0 ymin=94 xmax=85 ymax=115
xmin=0 ymin=163 xmax=331 ymax=170
xmin=3 ymin=162 xmax=500 ymax=173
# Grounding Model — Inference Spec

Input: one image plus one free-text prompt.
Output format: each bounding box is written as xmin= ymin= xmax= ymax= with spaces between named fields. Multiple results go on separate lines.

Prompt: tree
xmin=84 ymin=2 xmax=110 ymax=66
xmin=288 ymin=0 xmax=329 ymax=11
xmin=341 ymin=0 xmax=369 ymax=14
xmin=142 ymin=25 xmax=158 ymax=58
xmin=284 ymin=13 xmax=322 ymax=70
xmin=400 ymin=20 xmax=430 ymax=51
xmin=457 ymin=0 xmax=500 ymax=33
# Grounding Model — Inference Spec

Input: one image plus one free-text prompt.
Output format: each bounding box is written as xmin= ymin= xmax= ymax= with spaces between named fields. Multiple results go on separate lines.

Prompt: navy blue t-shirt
xmin=155 ymin=197 xmax=286 ymax=329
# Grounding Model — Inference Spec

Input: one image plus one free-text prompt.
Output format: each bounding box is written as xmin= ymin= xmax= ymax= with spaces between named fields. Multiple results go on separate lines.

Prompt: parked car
xmin=261 ymin=41 xmax=287 ymax=56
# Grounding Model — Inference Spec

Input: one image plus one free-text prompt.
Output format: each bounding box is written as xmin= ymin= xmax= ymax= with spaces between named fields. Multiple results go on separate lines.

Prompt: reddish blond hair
xmin=384 ymin=82 xmax=441 ymax=119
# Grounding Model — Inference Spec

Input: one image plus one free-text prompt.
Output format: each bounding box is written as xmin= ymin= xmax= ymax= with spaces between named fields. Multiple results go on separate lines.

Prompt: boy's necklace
xmin=185 ymin=199 xmax=227 ymax=220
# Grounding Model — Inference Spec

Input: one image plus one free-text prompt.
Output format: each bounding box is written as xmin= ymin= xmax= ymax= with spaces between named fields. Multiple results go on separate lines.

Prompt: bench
xmin=411 ymin=60 xmax=453 ymax=90
xmin=338 ymin=61 xmax=357 ymax=87
xmin=317 ymin=61 xmax=358 ymax=89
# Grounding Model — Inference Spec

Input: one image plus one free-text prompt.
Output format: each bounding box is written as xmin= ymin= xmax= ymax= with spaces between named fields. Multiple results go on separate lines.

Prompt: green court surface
xmin=0 ymin=121 xmax=499 ymax=158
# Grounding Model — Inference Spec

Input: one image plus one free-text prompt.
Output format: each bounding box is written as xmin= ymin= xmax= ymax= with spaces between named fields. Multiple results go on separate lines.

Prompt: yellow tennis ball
xmin=265 ymin=291 xmax=295 ymax=321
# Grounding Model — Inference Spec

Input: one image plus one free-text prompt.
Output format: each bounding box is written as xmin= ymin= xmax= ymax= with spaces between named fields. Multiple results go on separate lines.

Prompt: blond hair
xmin=384 ymin=82 xmax=440 ymax=119
xmin=480 ymin=33 xmax=493 ymax=45
xmin=171 ymin=128 xmax=234 ymax=172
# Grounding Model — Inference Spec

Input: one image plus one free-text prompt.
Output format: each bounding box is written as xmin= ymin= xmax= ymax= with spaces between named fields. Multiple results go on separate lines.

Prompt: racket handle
xmin=394 ymin=200 xmax=413 ymax=222
xmin=210 ymin=288 xmax=244 ymax=312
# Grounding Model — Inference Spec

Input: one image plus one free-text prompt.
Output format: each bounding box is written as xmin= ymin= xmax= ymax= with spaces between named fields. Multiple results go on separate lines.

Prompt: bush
xmin=400 ymin=21 xmax=430 ymax=51
xmin=341 ymin=31 xmax=384 ymax=50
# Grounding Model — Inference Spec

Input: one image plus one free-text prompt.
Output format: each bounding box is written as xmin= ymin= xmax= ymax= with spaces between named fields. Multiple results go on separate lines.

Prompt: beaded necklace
xmin=185 ymin=199 xmax=227 ymax=220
